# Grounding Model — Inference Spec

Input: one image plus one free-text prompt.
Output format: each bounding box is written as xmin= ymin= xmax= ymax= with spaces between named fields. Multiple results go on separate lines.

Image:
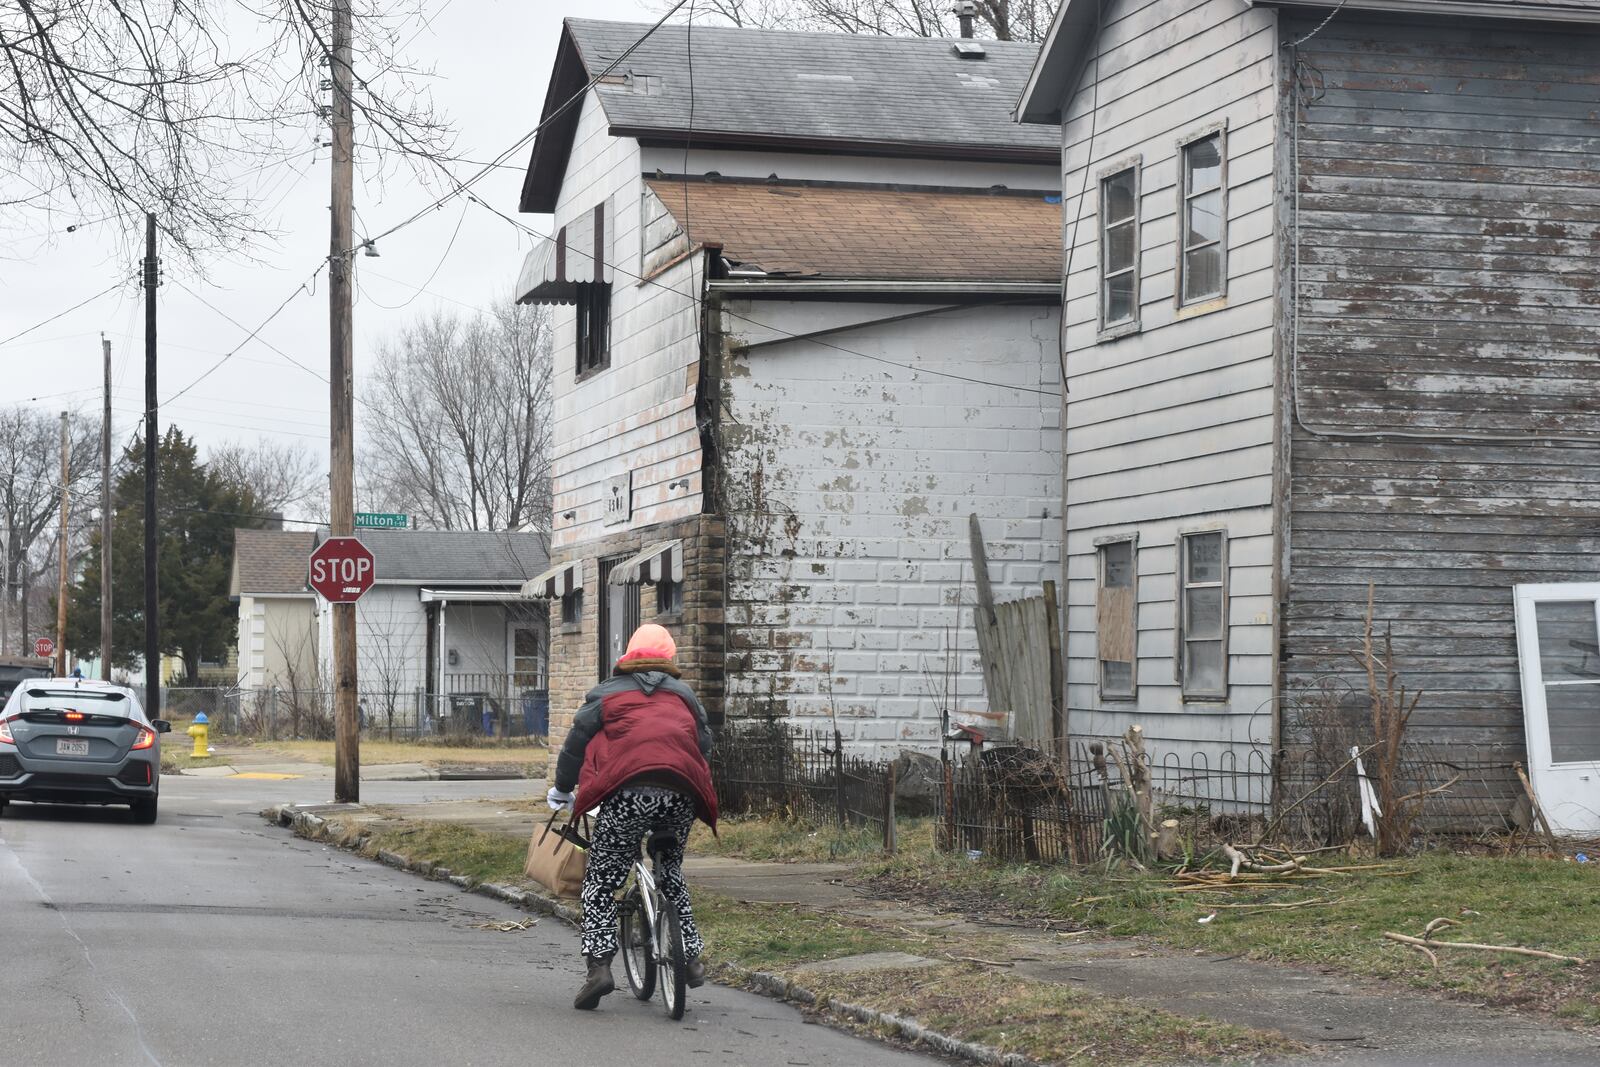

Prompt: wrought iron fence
xmin=938 ymin=734 xmax=1525 ymax=864
xmin=710 ymin=721 xmax=895 ymax=837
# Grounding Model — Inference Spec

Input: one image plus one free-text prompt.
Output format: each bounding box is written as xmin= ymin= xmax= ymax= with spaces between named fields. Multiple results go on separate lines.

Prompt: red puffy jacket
xmin=554 ymin=667 xmax=717 ymax=829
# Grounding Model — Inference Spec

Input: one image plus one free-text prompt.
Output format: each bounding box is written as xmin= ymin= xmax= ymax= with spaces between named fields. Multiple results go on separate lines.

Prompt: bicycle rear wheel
xmin=619 ymin=887 xmax=655 ymax=1001
xmin=656 ymin=899 xmax=688 ymax=1021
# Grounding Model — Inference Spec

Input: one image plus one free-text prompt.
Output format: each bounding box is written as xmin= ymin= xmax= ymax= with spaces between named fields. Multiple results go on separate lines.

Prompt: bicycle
xmin=617 ymin=830 xmax=690 ymax=1020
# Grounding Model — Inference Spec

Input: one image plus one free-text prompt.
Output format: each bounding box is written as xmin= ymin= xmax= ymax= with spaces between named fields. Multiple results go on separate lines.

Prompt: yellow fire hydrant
xmin=187 ymin=713 xmax=210 ymax=759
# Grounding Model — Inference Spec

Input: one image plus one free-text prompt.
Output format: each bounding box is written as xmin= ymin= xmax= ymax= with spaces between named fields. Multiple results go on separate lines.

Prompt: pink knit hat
xmin=618 ymin=623 xmax=677 ymax=666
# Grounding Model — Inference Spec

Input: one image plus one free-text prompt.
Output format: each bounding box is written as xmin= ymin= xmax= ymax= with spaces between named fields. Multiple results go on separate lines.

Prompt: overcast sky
xmin=0 ymin=0 xmax=657 ymax=513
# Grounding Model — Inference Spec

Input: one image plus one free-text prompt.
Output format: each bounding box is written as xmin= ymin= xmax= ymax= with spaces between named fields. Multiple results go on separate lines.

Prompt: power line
xmin=351 ymin=0 xmax=693 ymax=255
xmin=169 ymin=274 xmax=328 ymax=404
xmin=0 ymin=283 xmax=125 ymax=349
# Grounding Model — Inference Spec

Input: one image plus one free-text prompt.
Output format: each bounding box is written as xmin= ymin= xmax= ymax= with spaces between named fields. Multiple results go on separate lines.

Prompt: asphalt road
xmin=0 ymin=775 xmax=937 ymax=1067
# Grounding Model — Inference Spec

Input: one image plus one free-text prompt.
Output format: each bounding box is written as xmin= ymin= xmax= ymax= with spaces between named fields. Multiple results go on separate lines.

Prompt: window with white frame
xmin=1178 ymin=531 xmax=1227 ymax=697
xmin=1178 ymin=132 xmax=1226 ymax=305
xmin=1100 ymin=165 xmax=1139 ymax=331
xmin=1097 ymin=539 xmax=1137 ymax=699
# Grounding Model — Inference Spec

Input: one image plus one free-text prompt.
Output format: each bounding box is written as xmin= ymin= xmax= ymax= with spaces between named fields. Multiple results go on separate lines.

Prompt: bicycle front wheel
xmin=656 ymin=900 xmax=688 ymax=1021
xmin=620 ymin=888 xmax=655 ymax=1001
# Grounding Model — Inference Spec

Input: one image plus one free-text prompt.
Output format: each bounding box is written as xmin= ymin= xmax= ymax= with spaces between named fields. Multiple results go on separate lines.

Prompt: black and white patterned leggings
xmin=580 ymin=788 xmax=704 ymax=962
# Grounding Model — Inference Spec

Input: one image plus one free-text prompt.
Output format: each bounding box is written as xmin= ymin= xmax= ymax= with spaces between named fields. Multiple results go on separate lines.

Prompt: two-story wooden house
xmin=1020 ymin=0 xmax=1600 ymax=826
xmin=516 ymin=19 xmax=1065 ymax=756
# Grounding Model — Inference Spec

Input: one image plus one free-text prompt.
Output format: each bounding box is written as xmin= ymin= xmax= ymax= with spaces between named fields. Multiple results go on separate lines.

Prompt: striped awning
xmin=515 ymin=199 xmax=613 ymax=305
xmin=609 ymin=540 xmax=683 ymax=586
xmin=521 ymin=559 xmax=582 ymax=599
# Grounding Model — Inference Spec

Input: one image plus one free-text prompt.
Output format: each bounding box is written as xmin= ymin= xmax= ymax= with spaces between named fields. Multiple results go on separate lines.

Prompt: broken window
xmin=1100 ymin=165 xmax=1139 ymax=331
xmin=1097 ymin=540 xmax=1137 ymax=699
xmin=575 ymin=282 xmax=611 ymax=377
xmin=1178 ymin=531 xmax=1227 ymax=698
xmin=1179 ymin=131 xmax=1226 ymax=305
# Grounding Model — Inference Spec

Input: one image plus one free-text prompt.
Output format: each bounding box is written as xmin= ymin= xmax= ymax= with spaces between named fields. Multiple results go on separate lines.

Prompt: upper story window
xmin=575 ymin=282 xmax=611 ymax=378
xmin=1178 ymin=530 xmax=1228 ymax=699
xmin=1179 ymin=131 xmax=1226 ymax=305
xmin=1100 ymin=164 xmax=1140 ymax=332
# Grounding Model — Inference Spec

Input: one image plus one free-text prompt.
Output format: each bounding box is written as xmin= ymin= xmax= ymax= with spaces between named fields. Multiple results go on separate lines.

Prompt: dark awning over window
xmin=609 ymin=540 xmax=683 ymax=586
xmin=515 ymin=200 xmax=612 ymax=305
xmin=522 ymin=559 xmax=582 ymax=599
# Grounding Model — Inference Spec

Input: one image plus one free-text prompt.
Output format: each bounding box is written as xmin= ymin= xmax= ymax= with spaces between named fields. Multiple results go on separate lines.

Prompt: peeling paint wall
xmin=1282 ymin=18 xmax=1600 ymax=773
xmin=719 ymin=299 xmax=1063 ymax=751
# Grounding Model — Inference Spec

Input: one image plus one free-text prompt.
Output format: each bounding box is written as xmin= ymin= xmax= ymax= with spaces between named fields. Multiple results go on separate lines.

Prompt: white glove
xmin=546 ymin=786 xmax=574 ymax=811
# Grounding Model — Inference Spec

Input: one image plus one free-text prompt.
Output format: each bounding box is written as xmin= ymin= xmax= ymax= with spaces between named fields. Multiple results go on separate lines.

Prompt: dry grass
xmin=802 ymin=963 xmax=1295 ymax=1066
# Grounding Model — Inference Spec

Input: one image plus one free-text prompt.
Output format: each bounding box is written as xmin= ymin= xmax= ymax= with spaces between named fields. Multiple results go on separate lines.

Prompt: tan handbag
xmin=524 ymin=810 xmax=589 ymax=898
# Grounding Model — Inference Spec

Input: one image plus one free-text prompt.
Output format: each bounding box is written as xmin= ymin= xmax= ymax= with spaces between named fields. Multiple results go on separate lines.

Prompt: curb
xmin=263 ymin=803 xmax=1044 ymax=1067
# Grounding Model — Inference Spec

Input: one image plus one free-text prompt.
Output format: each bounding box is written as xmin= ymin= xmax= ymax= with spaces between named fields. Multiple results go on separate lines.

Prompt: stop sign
xmin=33 ymin=637 xmax=54 ymax=659
xmin=308 ymin=537 xmax=376 ymax=603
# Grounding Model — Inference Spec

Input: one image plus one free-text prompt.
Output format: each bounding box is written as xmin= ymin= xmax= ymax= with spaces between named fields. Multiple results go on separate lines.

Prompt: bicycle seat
xmin=645 ymin=831 xmax=679 ymax=862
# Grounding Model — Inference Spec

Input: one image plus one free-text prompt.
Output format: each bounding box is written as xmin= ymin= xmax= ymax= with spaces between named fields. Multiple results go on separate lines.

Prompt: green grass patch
xmin=866 ymin=846 xmax=1600 ymax=1025
xmin=803 ymin=963 xmax=1295 ymax=1066
xmin=347 ymin=818 xmax=530 ymax=885
xmin=255 ymin=738 xmax=545 ymax=773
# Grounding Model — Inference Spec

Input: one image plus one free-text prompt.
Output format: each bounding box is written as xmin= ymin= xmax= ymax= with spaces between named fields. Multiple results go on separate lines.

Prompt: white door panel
xmin=1512 ymin=583 xmax=1600 ymax=836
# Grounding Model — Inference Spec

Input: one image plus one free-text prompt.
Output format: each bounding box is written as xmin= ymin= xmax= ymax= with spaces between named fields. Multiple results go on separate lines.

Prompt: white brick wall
xmin=720 ymin=300 xmax=1063 ymax=753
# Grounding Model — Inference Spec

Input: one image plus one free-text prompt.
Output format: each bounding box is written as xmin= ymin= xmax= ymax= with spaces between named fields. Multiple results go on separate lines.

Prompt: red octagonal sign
xmin=33 ymin=636 xmax=54 ymax=659
xmin=309 ymin=537 xmax=376 ymax=603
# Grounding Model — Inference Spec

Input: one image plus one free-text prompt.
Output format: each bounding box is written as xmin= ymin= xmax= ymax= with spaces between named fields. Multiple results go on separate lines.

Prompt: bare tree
xmin=360 ymin=300 xmax=553 ymax=532
xmin=207 ymin=438 xmax=326 ymax=521
xmin=0 ymin=0 xmax=453 ymax=262
xmin=669 ymin=0 xmax=1055 ymax=41
xmin=0 ymin=406 xmax=100 ymax=655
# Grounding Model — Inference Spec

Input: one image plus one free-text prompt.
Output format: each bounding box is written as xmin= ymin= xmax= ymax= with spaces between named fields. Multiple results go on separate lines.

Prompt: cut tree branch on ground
xmin=1382 ymin=917 xmax=1586 ymax=965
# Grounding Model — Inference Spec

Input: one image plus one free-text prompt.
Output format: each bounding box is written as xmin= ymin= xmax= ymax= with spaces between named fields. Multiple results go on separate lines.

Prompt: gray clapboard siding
xmin=1282 ymin=17 xmax=1600 ymax=767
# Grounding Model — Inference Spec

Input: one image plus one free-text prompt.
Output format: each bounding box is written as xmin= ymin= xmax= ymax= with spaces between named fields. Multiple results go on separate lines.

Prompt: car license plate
xmin=56 ymin=739 xmax=90 ymax=757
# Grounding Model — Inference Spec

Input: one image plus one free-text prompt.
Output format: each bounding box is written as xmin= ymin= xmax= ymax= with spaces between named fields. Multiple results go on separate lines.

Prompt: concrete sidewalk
xmin=178 ymin=745 xmax=530 ymax=782
xmin=279 ymin=795 xmax=1600 ymax=1067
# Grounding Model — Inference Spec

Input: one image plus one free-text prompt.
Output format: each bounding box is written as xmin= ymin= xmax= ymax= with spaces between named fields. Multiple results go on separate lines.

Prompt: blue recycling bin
xmin=522 ymin=693 xmax=550 ymax=738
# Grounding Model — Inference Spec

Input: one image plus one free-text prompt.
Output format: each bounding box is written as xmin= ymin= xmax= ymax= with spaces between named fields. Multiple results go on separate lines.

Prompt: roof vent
xmin=952 ymin=40 xmax=987 ymax=59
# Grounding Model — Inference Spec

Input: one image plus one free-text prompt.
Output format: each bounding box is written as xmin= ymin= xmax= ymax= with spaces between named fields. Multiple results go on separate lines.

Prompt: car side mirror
xmin=152 ymin=719 xmax=173 ymax=734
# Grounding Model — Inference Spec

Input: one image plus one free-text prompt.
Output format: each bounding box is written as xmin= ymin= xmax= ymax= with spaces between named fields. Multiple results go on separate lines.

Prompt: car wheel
xmin=130 ymin=796 xmax=158 ymax=824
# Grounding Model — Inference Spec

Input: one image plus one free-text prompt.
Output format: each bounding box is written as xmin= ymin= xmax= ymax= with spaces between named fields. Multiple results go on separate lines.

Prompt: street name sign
xmin=355 ymin=512 xmax=409 ymax=529
xmin=308 ymin=537 xmax=376 ymax=603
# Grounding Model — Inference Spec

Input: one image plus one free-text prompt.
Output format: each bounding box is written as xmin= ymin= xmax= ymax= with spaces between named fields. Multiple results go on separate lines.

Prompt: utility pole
xmin=329 ymin=0 xmax=360 ymax=803
xmin=101 ymin=335 xmax=113 ymax=680
xmin=55 ymin=412 xmax=69 ymax=677
xmin=143 ymin=213 xmax=160 ymax=717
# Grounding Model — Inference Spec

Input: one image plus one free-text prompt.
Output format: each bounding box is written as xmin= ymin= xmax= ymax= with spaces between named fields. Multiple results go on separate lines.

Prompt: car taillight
xmin=65 ymin=711 xmax=85 ymax=722
xmin=0 ymin=718 xmax=13 ymax=745
xmin=131 ymin=727 xmax=155 ymax=751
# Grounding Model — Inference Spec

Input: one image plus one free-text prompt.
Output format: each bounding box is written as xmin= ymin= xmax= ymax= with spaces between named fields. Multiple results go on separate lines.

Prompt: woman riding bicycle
xmin=548 ymin=623 xmax=718 ymax=1011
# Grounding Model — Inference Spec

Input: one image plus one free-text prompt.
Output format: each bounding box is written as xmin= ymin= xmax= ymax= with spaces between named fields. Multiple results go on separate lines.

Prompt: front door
xmin=597 ymin=556 xmax=640 ymax=681
xmin=1512 ymin=583 xmax=1600 ymax=835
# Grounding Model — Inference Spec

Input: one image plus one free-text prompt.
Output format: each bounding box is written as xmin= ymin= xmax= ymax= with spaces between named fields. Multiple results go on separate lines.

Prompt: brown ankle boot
xmin=573 ymin=955 xmax=615 ymax=1010
xmin=686 ymin=958 xmax=706 ymax=988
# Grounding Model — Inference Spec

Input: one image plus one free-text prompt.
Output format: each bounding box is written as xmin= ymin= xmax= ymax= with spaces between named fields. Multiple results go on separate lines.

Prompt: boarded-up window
xmin=1097 ymin=540 xmax=1137 ymax=699
xmin=1178 ymin=131 xmax=1226 ymax=305
xmin=1179 ymin=531 xmax=1227 ymax=698
xmin=1100 ymin=166 xmax=1139 ymax=331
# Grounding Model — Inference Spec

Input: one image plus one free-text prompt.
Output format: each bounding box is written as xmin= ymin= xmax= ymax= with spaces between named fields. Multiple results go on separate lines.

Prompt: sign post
xmin=309 ymin=537 xmax=376 ymax=603
xmin=33 ymin=637 xmax=55 ymax=660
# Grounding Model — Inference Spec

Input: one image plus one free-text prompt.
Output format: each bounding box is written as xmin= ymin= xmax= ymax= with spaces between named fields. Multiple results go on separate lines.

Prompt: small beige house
xmin=230 ymin=529 xmax=320 ymax=694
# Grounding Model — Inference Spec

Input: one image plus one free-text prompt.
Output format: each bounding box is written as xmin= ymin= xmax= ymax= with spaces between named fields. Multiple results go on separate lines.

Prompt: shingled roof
xmin=231 ymin=530 xmax=316 ymax=596
xmin=523 ymin=19 xmax=1059 ymax=212
xmin=645 ymin=177 xmax=1062 ymax=284
xmin=311 ymin=530 xmax=549 ymax=586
